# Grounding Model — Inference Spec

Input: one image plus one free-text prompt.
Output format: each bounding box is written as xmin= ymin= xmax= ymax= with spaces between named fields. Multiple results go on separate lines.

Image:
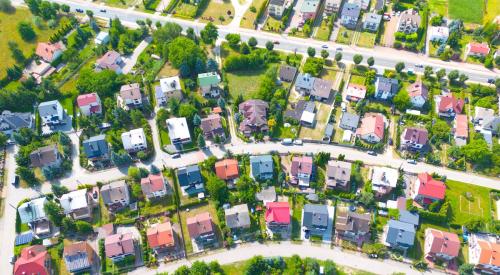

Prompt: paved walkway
xmin=122 ymin=37 xmax=151 ymax=74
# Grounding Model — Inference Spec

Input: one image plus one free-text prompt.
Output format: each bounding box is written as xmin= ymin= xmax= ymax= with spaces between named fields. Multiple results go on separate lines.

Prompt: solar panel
xmin=15 ymin=231 xmax=34 ymax=246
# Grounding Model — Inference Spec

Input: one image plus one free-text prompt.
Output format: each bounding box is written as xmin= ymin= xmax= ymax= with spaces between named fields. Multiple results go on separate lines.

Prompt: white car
xmin=293 ymin=139 xmax=303 ymax=145
xmin=282 ymin=138 xmax=293 ymax=145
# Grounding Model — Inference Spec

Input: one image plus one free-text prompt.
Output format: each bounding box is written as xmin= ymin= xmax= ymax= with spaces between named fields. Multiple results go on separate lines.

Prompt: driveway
xmin=382 ymin=16 xmax=398 ymax=47
xmin=122 ymin=37 xmax=152 ymax=74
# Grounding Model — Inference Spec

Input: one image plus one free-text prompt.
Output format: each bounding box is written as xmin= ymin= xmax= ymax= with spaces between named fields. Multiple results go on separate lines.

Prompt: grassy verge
xmin=336 ymin=27 xmax=354 ymax=44
xmin=240 ymin=0 xmax=266 ymax=29
xmin=199 ymin=0 xmax=235 ymax=25
xmin=356 ymin=32 xmax=376 ymax=48
xmin=448 ymin=0 xmax=484 ymax=23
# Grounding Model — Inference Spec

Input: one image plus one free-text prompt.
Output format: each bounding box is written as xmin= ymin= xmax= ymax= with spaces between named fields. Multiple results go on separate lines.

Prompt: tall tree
xmin=17 ymin=22 xmax=36 ymax=41
xmin=200 ymin=22 xmax=218 ymax=44
xmin=307 ymin=47 xmax=316 ymax=57
xmin=353 ymin=54 xmax=363 ymax=65
xmin=395 ymin=62 xmax=405 ymax=73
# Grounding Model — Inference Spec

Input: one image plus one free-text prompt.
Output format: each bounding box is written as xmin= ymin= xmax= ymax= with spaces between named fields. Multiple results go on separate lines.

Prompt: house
xmin=346 ymin=83 xmax=366 ymax=102
xmin=374 ymin=77 xmax=399 ymax=100
xmin=215 ymin=159 xmax=239 ymax=181
xmin=187 ymin=212 xmax=217 ymax=246
xmin=300 ymin=102 xmax=316 ymax=127
xmin=156 ymin=76 xmax=183 ymax=106
xmin=23 ymin=59 xmax=55 ymax=84
xmin=384 ymin=219 xmax=416 ymax=250
xmin=250 ymin=155 xmax=274 ymax=180
xmin=400 ymin=127 xmax=428 ymax=151
xmin=424 ymin=228 xmax=460 ymax=261
xmin=100 ymin=180 xmax=130 ymax=210
xmin=60 ymin=189 xmax=93 ymax=220
xmin=18 ymin=197 xmax=49 ymax=236
xmin=356 ymin=113 xmax=385 ymax=143
xmin=295 ymin=73 xmax=314 ymax=94
xmin=265 ymin=202 xmax=291 ymax=235
xmin=339 ymin=112 xmax=360 ymax=131
xmin=429 ymin=26 xmax=449 ymax=43
xmin=30 ymin=144 xmax=62 ymax=169
xmin=371 ymin=167 xmax=398 ymax=196
xmin=324 ymin=0 xmax=342 ymax=15
xmin=410 ymin=173 xmax=446 ymax=206
xmin=341 ymin=3 xmax=361 ymax=29
xmin=238 ymin=100 xmax=269 ymax=136
xmin=0 ymin=110 xmax=33 ymax=136
xmin=94 ymin=31 xmax=110 ymax=45
xmin=435 ymin=94 xmax=464 ymax=117
xmin=147 ymin=221 xmax=175 ymax=253
xmin=407 ymin=81 xmax=428 ymax=108
xmin=399 ymin=210 xmax=419 ymax=228
xmin=256 ymin=186 xmax=277 ymax=204
xmin=350 ymin=0 xmax=370 ymax=10
xmin=324 ymin=123 xmax=334 ymax=142
xmin=141 ymin=174 xmax=168 ymax=200
xmin=284 ymin=100 xmax=315 ymax=123
xmin=117 ymin=83 xmax=142 ymax=110
xmin=291 ymin=156 xmax=314 ymax=186
xmin=300 ymin=0 xmax=321 ymax=22
xmin=268 ymin=0 xmax=286 ymax=18
xmin=177 ymin=165 xmax=205 ymax=196
xmin=374 ymin=0 xmax=384 ymax=11
xmin=465 ymin=42 xmax=490 ymax=58
xmin=302 ymin=204 xmax=329 ymax=236
xmin=95 ymin=50 xmax=123 ymax=73
xmin=279 ymin=65 xmax=297 ymax=82
xmin=311 ymin=78 xmax=333 ymax=101
xmin=225 ymin=204 xmax=251 ymax=231
xmin=326 ymin=160 xmax=351 ymax=191
xmin=36 ymin=41 xmax=65 ymax=63
xmin=83 ymin=134 xmax=110 ymax=163
xmin=105 ymin=233 xmax=136 ymax=261
xmin=397 ymin=9 xmax=421 ymax=34
xmin=469 ymin=234 xmax=500 ymax=274
xmin=63 ymin=241 xmax=96 ymax=273
xmin=121 ymin=128 xmax=147 ymax=152
xmin=453 ymin=114 xmax=468 ymax=146
xmin=335 ymin=211 xmax=371 ymax=243
xmin=167 ymin=117 xmax=192 ymax=146
xmin=198 ymin=72 xmax=221 ymax=97
xmin=77 ymin=93 xmax=102 ymax=116
xmin=14 ymin=245 xmax=51 ymax=275
xmin=473 ymin=107 xmax=494 ymax=126
xmin=200 ymin=114 xmax=226 ymax=141
xmin=38 ymin=100 xmax=64 ymax=126
xmin=363 ymin=13 xmax=382 ymax=32
xmin=483 ymin=116 xmax=500 ymax=135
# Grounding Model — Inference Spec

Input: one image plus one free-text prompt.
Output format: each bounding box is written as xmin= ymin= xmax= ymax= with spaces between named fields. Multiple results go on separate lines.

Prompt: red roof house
xmin=466 ymin=42 xmax=490 ymax=57
xmin=437 ymin=95 xmax=464 ymax=117
xmin=424 ymin=228 xmax=460 ymax=261
xmin=140 ymin=174 xmax=167 ymax=200
xmin=215 ymin=159 xmax=239 ymax=181
xmin=36 ymin=41 xmax=65 ymax=62
xmin=77 ymin=93 xmax=102 ymax=116
xmin=265 ymin=202 xmax=291 ymax=225
xmin=411 ymin=173 xmax=446 ymax=206
xmin=186 ymin=212 xmax=217 ymax=245
xmin=147 ymin=221 xmax=175 ymax=251
xmin=356 ymin=113 xmax=385 ymax=143
xmin=104 ymin=233 xmax=135 ymax=261
xmin=14 ymin=245 xmax=51 ymax=275
xmin=453 ymin=114 xmax=468 ymax=146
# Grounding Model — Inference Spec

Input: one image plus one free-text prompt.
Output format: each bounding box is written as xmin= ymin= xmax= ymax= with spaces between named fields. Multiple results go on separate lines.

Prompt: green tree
xmin=200 ymin=22 xmax=218 ymax=44
xmin=61 ymin=4 xmax=70 ymax=12
xmin=51 ymin=185 xmax=69 ymax=198
xmin=424 ymin=66 xmax=433 ymax=79
xmin=193 ymin=114 xmax=201 ymax=126
xmin=436 ymin=68 xmax=446 ymax=79
xmin=359 ymin=191 xmax=374 ymax=206
xmin=462 ymin=138 xmax=492 ymax=166
xmin=458 ymin=263 xmax=474 ymax=275
xmin=75 ymin=220 xmax=93 ymax=234
xmin=0 ymin=132 xmax=8 ymax=147
xmin=367 ymin=56 xmax=374 ymax=67
xmin=17 ymin=22 xmax=36 ymax=41
xmin=448 ymin=70 xmax=459 ymax=81
xmin=236 ymin=175 xmax=256 ymax=203
xmin=225 ymin=33 xmax=241 ymax=47
xmin=265 ymin=41 xmax=274 ymax=51
xmin=320 ymin=49 xmax=329 ymax=59
xmin=353 ymin=54 xmax=363 ymax=65
xmin=248 ymin=37 xmax=258 ymax=47
xmin=44 ymin=201 xmax=65 ymax=226
xmin=16 ymin=166 xmax=39 ymax=186
xmin=168 ymin=37 xmax=205 ymax=73
xmin=240 ymin=42 xmax=250 ymax=54
xmin=190 ymin=261 xmax=210 ymax=274
xmin=395 ymin=62 xmax=405 ymax=73
xmin=197 ymin=133 xmax=206 ymax=148
xmin=206 ymin=175 xmax=228 ymax=205
xmin=307 ymin=47 xmax=316 ymax=57
xmin=207 ymin=58 xmax=218 ymax=72
xmin=428 ymin=119 xmax=451 ymax=143
xmin=335 ymin=52 xmax=342 ymax=63
xmin=153 ymin=22 xmax=182 ymax=44
xmin=61 ymin=217 xmax=76 ymax=233
xmin=393 ymin=90 xmax=411 ymax=111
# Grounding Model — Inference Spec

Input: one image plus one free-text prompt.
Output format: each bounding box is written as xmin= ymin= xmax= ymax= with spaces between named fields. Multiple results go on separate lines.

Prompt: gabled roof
xmin=346 ymin=83 xmax=366 ymax=99
xmin=386 ymin=219 xmax=415 ymax=247
xmin=38 ymin=100 xmax=61 ymax=117
xmin=300 ymin=0 xmax=320 ymax=13
xmin=105 ymin=233 xmax=135 ymax=258
xmin=296 ymin=73 xmax=314 ymax=90
xmin=270 ymin=0 xmax=286 ymax=6
xmin=159 ymin=76 xmax=181 ymax=93
xmin=335 ymin=211 xmax=371 ymax=233
xmin=60 ymin=189 xmax=89 ymax=214
xmin=119 ymin=83 xmax=141 ymax=100
xmin=18 ymin=197 xmax=47 ymax=224
xmin=342 ymin=2 xmax=361 ymax=17
xmin=399 ymin=210 xmax=419 ymax=226
xmin=340 ymin=112 xmax=360 ymax=129
xmin=425 ymin=228 xmax=460 ymax=257
xmin=376 ymin=77 xmax=399 ymax=94
xmin=225 ymin=204 xmax=251 ymax=229
xmin=239 ymin=100 xmax=269 ymax=132
xmin=29 ymin=144 xmax=59 ymax=168
xmin=291 ymin=156 xmax=313 ymax=176
xmin=303 ymin=204 xmax=329 ymax=228
xmin=402 ymin=127 xmax=428 ymax=145
xmin=326 ymin=160 xmax=351 ymax=182
xmin=77 ymin=93 xmax=100 ymax=107
xmin=438 ymin=95 xmax=464 ymax=114
xmin=0 ymin=110 xmax=33 ymax=132
xmin=83 ymin=134 xmax=109 ymax=159
xmin=250 ymin=155 xmax=274 ymax=177
xmin=187 ymin=212 xmax=214 ymax=238
xmin=265 ymin=202 xmax=290 ymax=224
xmin=100 ymin=180 xmax=129 ymax=205
xmin=357 ymin=113 xmax=384 ymax=139
xmin=279 ymin=65 xmax=297 ymax=81
xmin=371 ymin=167 xmax=398 ymax=188
xmin=312 ymin=78 xmax=333 ymax=99
xmin=407 ymin=81 xmax=428 ymax=99
xmin=200 ymin=114 xmax=224 ymax=136
xmin=177 ymin=165 xmax=202 ymax=186
xmin=96 ymin=50 xmax=122 ymax=70
xmin=140 ymin=174 xmax=166 ymax=195
xmin=215 ymin=159 xmax=239 ymax=180
xmin=63 ymin=241 xmax=94 ymax=272
xmin=36 ymin=41 xmax=64 ymax=61
xmin=476 ymin=239 xmax=500 ymax=266
xmin=468 ymin=42 xmax=490 ymax=55
xmin=147 ymin=221 xmax=175 ymax=248
xmin=416 ymin=173 xmax=446 ymax=200
xmin=454 ymin=114 xmax=468 ymax=138
xmin=14 ymin=245 xmax=50 ymax=275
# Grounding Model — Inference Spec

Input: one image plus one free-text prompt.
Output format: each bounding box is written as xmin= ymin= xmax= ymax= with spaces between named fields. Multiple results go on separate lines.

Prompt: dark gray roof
xmin=376 ymin=77 xmax=399 ymax=94
xmin=324 ymin=123 xmax=334 ymax=138
xmin=399 ymin=210 xmax=419 ymax=226
xmin=386 ymin=219 xmax=415 ymax=247
xmin=270 ymin=0 xmax=286 ymax=6
xmin=250 ymin=155 xmax=274 ymax=178
xmin=285 ymin=100 xmax=315 ymax=121
xmin=178 ymin=165 xmax=203 ymax=187
xmin=339 ymin=112 xmax=360 ymax=130
xmin=303 ymin=204 xmax=329 ymax=228
xmin=0 ymin=111 xmax=33 ymax=132
xmin=311 ymin=78 xmax=333 ymax=99
xmin=83 ymin=134 xmax=109 ymax=159
xmin=279 ymin=65 xmax=297 ymax=81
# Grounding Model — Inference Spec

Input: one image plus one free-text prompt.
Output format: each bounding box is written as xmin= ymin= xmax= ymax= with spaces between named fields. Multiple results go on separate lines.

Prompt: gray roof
xmin=324 ymin=123 xmax=334 ymax=138
xmin=296 ymin=73 xmax=314 ymax=91
xmin=303 ymin=204 xmax=329 ymax=228
xmin=270 ymin=0 xmax=286 ymax=5
xmin=177 ymin=164 xmax=203 ymax=186
xmin=376 ymin=77 xmax=399 ymax=94
xmin=364 ymin=13 xmax=382 ymax=24
xmin=399 ymin=210 xmax=419 ymax=226
xmin=386 ymin=219 xmax=416 ymax=247
xmin=101 ymin=181 xmax=129 ymax=205
xmin=0 ymin=111 xmax=33 ymax=132
xmin=30 ymin=144 xmax=59 ymax=167
xmin=225 ymin=204 xmax=251 ymax=229
xmin=18 ymin=197 xmax=47 ymax=224
xmin=374 ymin=0 xmax=385 ymax=10
xmin=38 ymin=100 xmax=61 ymax=117
xmin=250 ymin=155 xmax=274 ymax=178
xmin=326 ymin=160 xmax=351 ymax=181
xmin=484 ymin=116 xmax=500 ymax=133
xmin=342 ymin=3 xmax=361 ymax=18
xmin=285 ymin=100 xmax=315 ymax=121
xmin=340 ymin=112 xmax=360 ymax=130
xmin=83 ymin=134 xmax=109 ymax=159
xmin=279 ymin=65 xmax=297 ymax=81
xmin=256 ymin=186 xmax=276 ymax=202
xmin=312 ymin=78 xmax=333 ymax=99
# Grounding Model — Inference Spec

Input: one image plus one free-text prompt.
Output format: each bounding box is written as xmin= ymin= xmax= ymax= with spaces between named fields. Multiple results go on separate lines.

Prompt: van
xmin=10 ymin=173 xmax=19 ymax=186
xmin=281 ymin=138 xmax=293 ymax=145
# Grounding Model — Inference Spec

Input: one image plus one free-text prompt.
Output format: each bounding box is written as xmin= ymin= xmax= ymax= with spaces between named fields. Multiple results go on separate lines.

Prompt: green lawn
xmin=445 ymin=179 xmax=492 ymax=225
xmin=179 ymin=201 xmax=221 ymax=253
xmin=290 ymin=195 xmax=304 ymax=240
xmin=226 ymin=66 xmax=269 ymax=100
xmin=428 ymin=0 xmax=448 ymax=15
xmin=484 ymin=0 xmax=499 ymax=23
xmin=448 ymin=0 xmax=484 ymax=23
xmin=199 ymin=0 xmax=235 ymax=25
xmin=336 ymin=27 xmax=354 ymax=44
xmin=157 ymin=62 xmax=178 ymax=78
xmin=174 ymin=2 xmax=198 ymax=18
xmin=315 ymin=19 xmax=332 ymax=41
xmin=263 ymin=16 xmax=283 ymax=33
xmin=349 ymin=75 xmax=366 ymax=85
xmin=240 ymin=0 xmax=267 ymax=29
xmin=356 ymin=32 xmax=376 ymax=48
xmin=0 ymin=8 xmax=65 ymax=79
xmin=104 ymin=0 xmax=136 ymax=8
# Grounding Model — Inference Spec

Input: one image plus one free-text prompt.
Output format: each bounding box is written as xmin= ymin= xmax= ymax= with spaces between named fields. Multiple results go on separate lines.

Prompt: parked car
xmin=11 ymin=174 xmax=19 ymax=187
xmin=10 ymin=256 xmax=16 ymax=264
xmin=282 ymin=138 xmax=293 ymax=145
xmin=75 ymin=8 xmax=84 ymax=12
xmin=100 ymin=9 xmax=107 ymax=12
xmin=172 ymin=153 xmax=181 ymax=159
xmin=407 ymin=159 xmax=417 ymax=164
xmin=487 ymin=78 xmax=495 ymax=84
xmin=388 ymin=138 xmax=393 ymax=145
xmin=415 ymin=63 xmax=423 ymax=68
xmin=322 ymin=45 xmax=328 ymax=49
xmin=273 ymin=41 xmax=280 ymax=44
xmin=367 ymin=151 xmax=377 ymax=156
xmin=336 ymin=47 xmax=343 ymax=51
xmin=293 ymin=139 xmax=303 ymax=145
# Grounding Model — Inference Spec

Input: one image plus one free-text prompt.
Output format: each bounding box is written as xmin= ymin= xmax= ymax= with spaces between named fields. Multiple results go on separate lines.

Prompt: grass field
xmin=226 ymin=66 xmax=269 ymax=100
xmin=199 ymin=0 xmax=235 ymax=25
xmin=349 ymin=75 xmax=366 ymax=85
xmin=483 ymin=0 xmax=499 ymax=23
xmin=320 ymin=68 xmax=337 ymax=82
xmin=448 ymin=0 xmax=484 ymax=23
xmin=0 ymin=8 xmax=63 ymax=79
xmin=315 ymin=19 xmax=332 ymax=41
xmin=290 ymin=195 xmax=304 ymax=240
xmin=299 ymin=102 xmax=331 ymax=140
xmin=263 ymin=16 xmax=283 ymax=33
xmin=428 ymin=0 xmax=448 ymax=15
xmin=240 ymin=0 xmax=267 ymax=29
xmin=157 ymin=62 xmax=178 ymax=78
xmin=336 ymin=27 xmax=354 ymax=45
xmin=179 ymin=202 xmax=221 ymax=253
xmin=174 ymin=3 xmax=198 ymax=18
xmin=356 ymin=32 xmax=376 ymax=48
xmin=445 ymin=179 xmax=492 ymax=224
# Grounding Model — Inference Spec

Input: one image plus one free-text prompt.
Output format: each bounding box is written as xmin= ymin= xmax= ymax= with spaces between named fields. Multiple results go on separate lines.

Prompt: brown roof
xmin=402 ymin=127 xmax=428 ymax=145
xmin=200 ymin=114 xmax=224 ymax=136
xmin=279 ymin=65 xmax=298 ymax=82
xmin=105 ymin=233 xmax=135 ymax=258
xmin=29 ymin=144 xmax=59 ymax=168
xmin=96 ymin=50 xmax=122 ymax=70
xmin=311 ymin=78 xmax=333 ymax=99
xmin=140 ymin=174 xmax=167 ymax=196
xmin=407 ymin=81 xmax=428 ymax=99
xmin=291 ymin=156 xmax=313 ymax=176
xmin=187 ymin=212 xmax=214 ymax=239
xmin=238 ymin=100 xmax=269 ymax=133
xmin=438 ymin=95 xmax=464 ymax=114
xmin=326 ymin=160 xmax=351 ymax=182
xmin=335 ymin=211 xmax=371 ymax=233
xmin=215 ymin=159 xmax=239 ymax=180
xmin=119 ymin=83 xmax=141 ymax=100
xmin=63 ymin=241 xmax=95 ymax=261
